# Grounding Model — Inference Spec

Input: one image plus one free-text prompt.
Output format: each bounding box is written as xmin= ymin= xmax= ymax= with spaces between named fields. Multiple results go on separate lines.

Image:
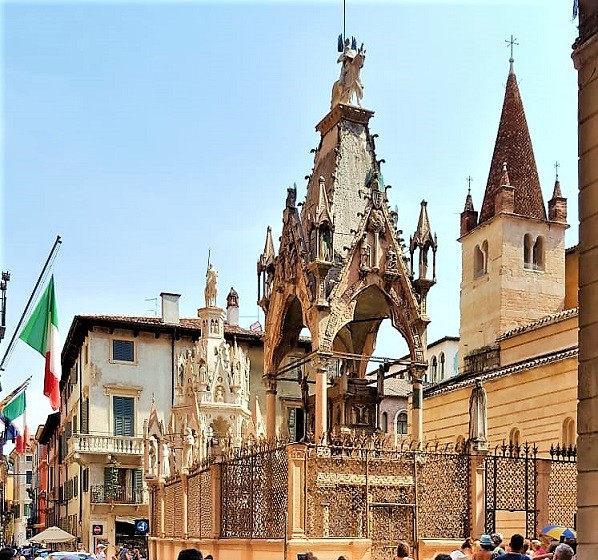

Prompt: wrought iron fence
xmin=188 ymin=464 xmax=212 ymax=539
xmin=220 ymin=439 xmax=288 ymax=539
xmin=548 ymin=444 xmax=577 ymax=527
xmin=485 ymin=442 xmax=537 ymax=538
xmin=305 ymin=434 xmax=470 ymax=558
xmin=90 ymin=484 xmax=144 ymax=504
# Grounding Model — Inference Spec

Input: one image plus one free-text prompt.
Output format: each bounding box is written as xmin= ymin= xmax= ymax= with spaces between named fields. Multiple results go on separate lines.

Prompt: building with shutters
xmin=46 ymin=278 xmax=308 ymax=555
xmin=8 ymin=442 xmax=33 ymax=546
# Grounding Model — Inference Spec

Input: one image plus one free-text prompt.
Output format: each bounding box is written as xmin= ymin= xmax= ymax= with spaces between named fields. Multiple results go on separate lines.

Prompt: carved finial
xmin=466 ymin=175 xmax=473 ymax=195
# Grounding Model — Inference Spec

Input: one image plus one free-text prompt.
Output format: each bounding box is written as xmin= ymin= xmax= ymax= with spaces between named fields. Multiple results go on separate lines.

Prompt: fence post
xmin=469 ymin=445 xmax=488 ymax=537
xmin=210 ymin=457 xmax=222 ymax=539
xmin=287 ymin=442 xmax=307 ymax=539
xmin=180 ymin=473 xmax=189 ymax=540
xmin=535 ymin=458 xmax=551 ymax=534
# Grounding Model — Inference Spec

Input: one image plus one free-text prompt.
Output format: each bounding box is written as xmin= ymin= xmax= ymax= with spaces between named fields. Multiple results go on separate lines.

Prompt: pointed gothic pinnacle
xmin=552 ymin=179 xmax=563 ymax=198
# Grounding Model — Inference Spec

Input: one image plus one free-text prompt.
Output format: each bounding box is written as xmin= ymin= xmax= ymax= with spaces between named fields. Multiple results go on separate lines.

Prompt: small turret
xmin=257 ymin=226 xmax=276 ymax=312
xmin=226 ymin=287 xmax=239 ymax=326
xmin=494 ymin=162 xmax=515 ymax=214
xmin=410 ymin=201 xmax=438 ymax=317
xmin=460 ymin=185 xmax=478 ymax=237
xmin=548 ymin=176 xmax=567 ymax=224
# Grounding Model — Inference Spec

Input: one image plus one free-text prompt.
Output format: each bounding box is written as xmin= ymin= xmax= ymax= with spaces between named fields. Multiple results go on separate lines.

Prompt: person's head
xmin=491 ymin=533 xmax=503 ymax=547
xmin=396 ymin=541 xmax=410 ymax=558
xmin=204 ymin=556 xmax=213 ymax=560
xmin=337 ymin=556 xmax=348 ymax=560
xmin=508 ymin=534 xmax=525 ymax=553
xmin=554 ymin=543 xmax=574 ymax=560
xmin=177 ymin=549 xmax=203 ymax=560
xmin=564 ymin=538 xmax=577 ymax=553
xmin=434 ymin=555 xmax=452 ymax=560
xmin=531 ymin=540 xmax=541 ymax=552
xmin=479 ymin=535 xmax=494 ymax=551
xmin=548 ymin=540 xmax=560 ymax=553
xmin=461 ymin=538 xmax=473 ymax=552
xmin=0 ymin=548 xmax=18 ymax=560
xmin=77 ymin=543 xmax=85 ymax=550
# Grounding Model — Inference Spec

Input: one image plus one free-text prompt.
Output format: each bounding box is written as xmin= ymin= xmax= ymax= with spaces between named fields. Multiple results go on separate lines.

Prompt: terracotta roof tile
xmin=479 ymin=70 xmax=546 ymax=224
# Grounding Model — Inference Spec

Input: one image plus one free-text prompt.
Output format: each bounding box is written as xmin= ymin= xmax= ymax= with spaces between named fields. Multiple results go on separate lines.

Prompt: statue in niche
xmin=199 ymin=363 xmax=209 ymax=386
xmin=468 ymin=379 xmax=487 ymax=442
xmin=215 ymin=385 xmax=225 ymax=402
xmin=205 ymin=263 xmax=218 ymax=307
xmin=359 ymin=234 xmax=371 ymax=273
xmin=319 ymin=227 xmax=333 ymax=262
xmin=419 ymin=246 xmax=429 ymax=280
xmin=331 ymin=38 xmax=366 ymax=108
xmin=162 ymin=441 xmax=172 ymax=478
xmin=385 ymin=247 xmax=398 ymax=274
xmin=147 ymin=437 xmax=157 ymax=476
xmin=182 ymin=427 xmax=195 ymax=470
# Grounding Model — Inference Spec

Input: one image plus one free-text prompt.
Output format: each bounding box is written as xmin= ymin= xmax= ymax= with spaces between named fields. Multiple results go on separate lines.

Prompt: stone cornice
xmin=423 ymin=346 xmax=577 ymax=399
xmin=497 ymin=307 xmax=578 ymax=341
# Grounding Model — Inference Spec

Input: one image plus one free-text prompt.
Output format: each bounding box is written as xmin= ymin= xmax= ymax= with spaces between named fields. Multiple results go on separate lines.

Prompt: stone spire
xmin=226 ymin=287 xmax=239 ymax=326
xmin=257 ymin=226 xmax=276 ymax=309
xmin=410 ymin=200 xmax=438 ymax=282
xmin=460 ymin=188 xmax=478 ymax=237
xmin=548 ymin=178 xmax=567 ymax=223
xmin=478 ymin=60 xmax=546 ymax=224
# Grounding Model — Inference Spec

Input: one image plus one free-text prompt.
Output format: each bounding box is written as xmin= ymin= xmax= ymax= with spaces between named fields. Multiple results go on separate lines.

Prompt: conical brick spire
xmin=479 ymin=63 xmax=546 ymax=224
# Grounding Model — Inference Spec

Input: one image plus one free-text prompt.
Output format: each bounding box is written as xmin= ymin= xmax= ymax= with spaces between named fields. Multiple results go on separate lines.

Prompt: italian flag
xmin=3 ymin=391 xmax=28 ymax=453
xmin=19 ymin=275 xmax=60 ymax=410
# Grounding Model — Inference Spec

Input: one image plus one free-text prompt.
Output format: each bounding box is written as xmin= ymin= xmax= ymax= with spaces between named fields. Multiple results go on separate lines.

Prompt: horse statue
xmin=331 ymin=38 xmax=366 ymax=109
xmin=205 ymin=263 xmax=218 ymax=307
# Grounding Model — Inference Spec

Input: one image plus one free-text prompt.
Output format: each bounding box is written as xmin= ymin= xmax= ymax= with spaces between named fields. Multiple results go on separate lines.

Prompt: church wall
xmin=499 ymin=315 xmax=577 ymax=367
xmin=422 ymin=356 xmax=577 ymax=454
xmin=459 ymin=215 xmax=566 ymax=366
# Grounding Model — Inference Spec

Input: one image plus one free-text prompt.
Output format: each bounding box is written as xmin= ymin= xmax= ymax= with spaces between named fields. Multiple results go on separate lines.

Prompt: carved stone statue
xmin=359 ymin=234 xmax=371 ymax=272
xmin=331 ymin=39 xmax=366 ymax=108
xmin=319 ymin=227 xmax=333 ymax=262
xmin=385 ymin=247 xmax=398 ymax=274
xmin=205 ymin=263 xmax=218 ymax=307
xmin=182 ymin=427 xmax=195 ymax=470
xmin=162 ymin=441 xmax=172 ymax=478
xmin=468 ymin=379 xmax=488 ymax=443
xmin=148 ymin=437 xmax=157 ymax=476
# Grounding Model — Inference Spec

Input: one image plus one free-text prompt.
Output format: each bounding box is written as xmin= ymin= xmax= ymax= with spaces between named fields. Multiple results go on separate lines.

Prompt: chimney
xmin=226 ymin=287 xmax=239 ymax=326
xmin=160 ymin=292 xmax=180 ymax=324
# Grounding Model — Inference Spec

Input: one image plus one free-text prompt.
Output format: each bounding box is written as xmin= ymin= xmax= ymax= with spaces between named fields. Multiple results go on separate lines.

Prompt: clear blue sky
xmin=1 ymin=1 xmax=579 ymax=432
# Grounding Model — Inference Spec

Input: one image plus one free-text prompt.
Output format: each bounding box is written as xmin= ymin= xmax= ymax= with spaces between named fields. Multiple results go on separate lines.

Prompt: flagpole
xmin=0 ymin=235 xmax=62 ymax=372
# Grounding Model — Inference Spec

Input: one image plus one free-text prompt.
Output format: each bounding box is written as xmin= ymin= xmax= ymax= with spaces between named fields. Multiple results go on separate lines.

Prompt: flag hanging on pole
xmin=19 ymin=275 xmax=60 ymax=410
xmin=3 ymin=390 xmax=27 ymax=452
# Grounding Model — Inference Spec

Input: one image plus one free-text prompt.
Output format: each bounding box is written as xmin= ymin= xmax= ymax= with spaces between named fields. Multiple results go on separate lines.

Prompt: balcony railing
xmin=70 ymin=434 xmax=143 ymax=455
xmin=90 ymin=485 xmax=145 ymax=505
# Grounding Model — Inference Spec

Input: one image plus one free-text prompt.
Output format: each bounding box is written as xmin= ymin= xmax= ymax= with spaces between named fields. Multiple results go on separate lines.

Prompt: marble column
xmin=573 ymin=6 xmax=598 ymax=558
xmin=410 ymin=364 xmax=426 ymax=444
xmin=314 ymin=355 xmax=329 ymax=443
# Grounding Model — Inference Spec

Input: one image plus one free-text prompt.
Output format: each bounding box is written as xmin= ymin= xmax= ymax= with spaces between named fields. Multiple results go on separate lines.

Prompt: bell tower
xmin=458 ymin=52 xmax=568 ymax=371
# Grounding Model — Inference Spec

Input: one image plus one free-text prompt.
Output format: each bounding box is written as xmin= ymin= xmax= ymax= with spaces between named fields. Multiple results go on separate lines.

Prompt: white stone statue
xmin=161 ymin=441 xmax=171 ymax=478
xmin=468 ymin=379 xmax=488 ymax=442
xmin=148 ymin=437 xmax=157 ymax=476
xmin=182 ymin=427 xmax=195 ymax=470
xmin=360 ymin=234 xmax=372 ymax=272
xmin=205 ymin=263 xmax=218 ymax=307
xmin=331 ymin=39 xmax=366 ymax=109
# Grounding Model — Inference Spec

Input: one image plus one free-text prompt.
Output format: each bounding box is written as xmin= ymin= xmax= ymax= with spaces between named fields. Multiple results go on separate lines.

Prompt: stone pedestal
xmin=287 ymin=443 xmax=307 ymax=539
xmin=468 ymin=446 xmax=488 ymax=538
xmin=265 ymin=377 xmax=277 ymax=439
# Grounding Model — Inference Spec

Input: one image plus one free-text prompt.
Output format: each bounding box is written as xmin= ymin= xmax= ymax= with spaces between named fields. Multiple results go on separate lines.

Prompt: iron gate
xmin=485 ymin=442 xmax=537 ymax=538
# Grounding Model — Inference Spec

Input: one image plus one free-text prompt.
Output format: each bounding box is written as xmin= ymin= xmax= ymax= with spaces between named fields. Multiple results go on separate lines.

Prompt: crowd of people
xmin=425 ymin=532 xmax=578 ymax=560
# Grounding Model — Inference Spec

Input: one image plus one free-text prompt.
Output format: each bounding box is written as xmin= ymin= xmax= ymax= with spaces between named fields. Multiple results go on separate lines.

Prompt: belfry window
xmin=439 ymin=353 xmax=445 ymax=380
xmin=524 ymin=234 xmax=545 ymax=271
xmin=431 ymin=356 xmax=438 ymax=382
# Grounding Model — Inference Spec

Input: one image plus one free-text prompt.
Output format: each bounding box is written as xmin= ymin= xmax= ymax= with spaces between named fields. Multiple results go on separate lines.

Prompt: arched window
xmin=381 ymin=412 xmax=388 ymax=433
xmin=509 ymin=427 xmax=520 ymax=447
xmin=439 ymin=353 xmax=445 ymax=379
xmin=396 ymin=412 xmax=408 ymax=435
xmin=524 ymin=234 xmax=534 ymax=269
xmin=431 ymin=356 xmax=438 ymax=382
xmin=533 ymin=236 xmax=545 ymax=271
xmin=474 ymin=241 xmax=488 ymax=278
xmin=562 ymin=417 xmax=576 ymax=448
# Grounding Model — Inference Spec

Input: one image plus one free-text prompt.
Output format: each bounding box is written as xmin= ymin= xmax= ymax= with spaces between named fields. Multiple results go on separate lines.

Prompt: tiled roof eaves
xmin=497 ymin=307 xmax=578 ymax=341
xmin=423 ymin=346 xmax=577 ymax=399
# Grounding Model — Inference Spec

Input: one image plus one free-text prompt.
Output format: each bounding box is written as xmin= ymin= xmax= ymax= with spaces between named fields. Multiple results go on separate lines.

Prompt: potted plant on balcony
xmin=105 ymin=456 xmax=120 ymax=504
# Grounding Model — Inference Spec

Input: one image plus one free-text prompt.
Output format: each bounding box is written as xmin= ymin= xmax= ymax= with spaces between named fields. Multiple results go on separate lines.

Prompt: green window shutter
xmin=113 ymin=396 xmax=134 ymax=436
xmin=80 ymin=398 xmax=89 ymax=434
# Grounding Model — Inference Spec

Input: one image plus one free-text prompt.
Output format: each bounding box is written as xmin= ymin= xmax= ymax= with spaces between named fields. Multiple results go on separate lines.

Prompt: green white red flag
xmin=19 ymin=275 xmax=60 ymax=410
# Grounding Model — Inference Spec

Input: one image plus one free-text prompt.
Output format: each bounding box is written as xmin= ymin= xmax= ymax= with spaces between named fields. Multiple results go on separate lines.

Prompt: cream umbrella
xmin=29 ymin=526 xmax=76 ymax=544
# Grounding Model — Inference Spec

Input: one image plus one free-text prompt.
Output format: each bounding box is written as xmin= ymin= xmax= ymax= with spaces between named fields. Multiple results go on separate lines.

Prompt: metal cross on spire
xmin=466 ymin=175 xmax=473 ymax=195
xmin=505 ymin=34 xmax=519 ymax=60
xmin=554 ymin=161 xmax=560 ymax=181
